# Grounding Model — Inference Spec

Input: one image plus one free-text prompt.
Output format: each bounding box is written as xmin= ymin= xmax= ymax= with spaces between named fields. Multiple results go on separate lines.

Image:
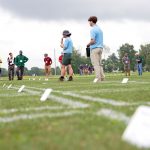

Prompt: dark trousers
xmin=8 ymin=65 xmax=15 ymax=80
xmin=16 ymin=66 xmax=24 ymax=80
xmin=0 ymin=68 xmax=1 ymax=77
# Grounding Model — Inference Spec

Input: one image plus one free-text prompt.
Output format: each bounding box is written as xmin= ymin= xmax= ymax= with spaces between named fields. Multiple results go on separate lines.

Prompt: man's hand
xmin=60 ymin=44 xmax=64 ymax=48
xmin=87 ymin=44 xmax=90 ymax=48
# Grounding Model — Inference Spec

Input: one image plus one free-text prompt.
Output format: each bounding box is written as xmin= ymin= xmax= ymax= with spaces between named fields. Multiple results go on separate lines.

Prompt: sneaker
xmin=93 ymin=78 xmax=101 ymax=83
xmin=59 ymin=76 xmax=64 ymax=81
xmin=68 ymin=76 xmax=73 ymax=81
xmin=101 ymin=78 xmax=105 ymax=81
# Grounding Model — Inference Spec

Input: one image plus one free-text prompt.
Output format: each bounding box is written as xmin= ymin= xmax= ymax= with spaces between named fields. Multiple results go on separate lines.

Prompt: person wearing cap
xmin=87 ymin=16 xmax=105 ymax=83
xmin=14 ymin=50 xmax=28 ymax=80
xmin=135 ymin=53 xmax=143 ymax=76
xmin=59 ymin=30 xmax=74 ymax=81
xmin=122 ymin=53 xmax=130 ymax=76
xmin=44 ymin=53 xmax=52 ymax=80
xmin=7 ymin=52 xmax=15 ymax=80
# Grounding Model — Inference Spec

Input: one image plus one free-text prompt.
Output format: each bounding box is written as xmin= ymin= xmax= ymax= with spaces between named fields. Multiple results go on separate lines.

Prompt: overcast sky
xmin=0 ymin=0 xmax=150 ymax=69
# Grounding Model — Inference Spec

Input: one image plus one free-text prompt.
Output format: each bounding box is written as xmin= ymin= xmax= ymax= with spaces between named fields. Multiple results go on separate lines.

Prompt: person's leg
xmin=12 ymin=66 xmax=15 ymax=80
xmin=137 ymin=64 xmax=140 ymax=75
xmin=124 ymin=66 xmax=127 ymax=76
xmin=99 ymin=48 xmax=105 ymax=80
xmin=8 ymin=66 xmax=11 ymax=80
xmin=59 ymin=53 xmax=73 ymax=81
xmin=59 ymin=65 xmax=66 ymax=81
xmin=45 ymin=66 xmax=47 ymax=77
xmin=128 ymin=69 xmax=130 ymax=76
xmin=61 ymin=65 xmax=66 ymax=77
xmin=139 ymin=63 xmax=142 ymax=75
xmin=46 ymin=65 xmax=50 ymax=78
xmin=16 ymin=67 xmax=20 ymax=79
xmin=0 ymin=68 xmax=1 ymax=77
xmin=47 ymin=66 xmax=50 ymax=76
xmin=91 ymin=48 xmax=101 ymax=81
xmin=68 ymin=64 xmax=73 ymax=81
xmin=20 ymin=66 xmax=24 ymax=80
xmin=125 ymin=69 xmax=127 ymax=76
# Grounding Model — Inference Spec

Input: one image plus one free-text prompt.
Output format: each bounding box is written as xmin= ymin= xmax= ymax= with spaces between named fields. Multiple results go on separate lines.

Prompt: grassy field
xmin=0 ymin=72 xmax=150 ymax=150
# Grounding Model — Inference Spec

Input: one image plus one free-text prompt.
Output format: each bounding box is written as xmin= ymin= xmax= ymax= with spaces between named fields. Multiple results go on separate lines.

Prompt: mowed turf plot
xmin=0 ymin=73 xmax=150 ymax=150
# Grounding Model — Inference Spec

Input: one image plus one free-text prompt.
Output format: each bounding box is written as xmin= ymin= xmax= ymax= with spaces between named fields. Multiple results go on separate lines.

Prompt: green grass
xmin=0 ymin=72 xmax=150 ymax=150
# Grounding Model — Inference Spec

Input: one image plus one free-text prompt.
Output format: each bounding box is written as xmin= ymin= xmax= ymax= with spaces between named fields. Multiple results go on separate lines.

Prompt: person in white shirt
xmin=7 ymin=52 xmax=15 ymax=80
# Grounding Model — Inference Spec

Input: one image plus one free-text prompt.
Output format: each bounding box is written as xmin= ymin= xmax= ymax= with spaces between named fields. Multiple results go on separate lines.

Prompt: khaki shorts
xmin=62 ymin=53 xmax=72 ymax=66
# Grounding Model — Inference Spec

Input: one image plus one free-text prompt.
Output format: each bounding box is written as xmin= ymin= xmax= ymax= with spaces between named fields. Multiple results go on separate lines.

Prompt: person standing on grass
xmin=0 ymin=57 xmax=2 ymax=79
xmin=44 ymin=53 xmax=52 ymax=80
xmin=15 ymin=50 xmax=28 ymax=80
xmin=59 ymin=30 xmax=73 ymax=81
xmin=135 ymin=53 xmax=143 ymax=76
xmin=7 ymin=52 xmax=15 ymax=80
xmin=58 ymin=52 xmax=64 ymax=65
xmin=87 ymin=16 xmax=105 ymax=83
xmin=122 ymin=53 xmax=130 ymax=76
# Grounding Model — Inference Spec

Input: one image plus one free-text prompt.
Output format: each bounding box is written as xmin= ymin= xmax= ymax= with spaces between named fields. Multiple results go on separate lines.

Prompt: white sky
xmin=0 ymin=4 xmax=150 ymax=69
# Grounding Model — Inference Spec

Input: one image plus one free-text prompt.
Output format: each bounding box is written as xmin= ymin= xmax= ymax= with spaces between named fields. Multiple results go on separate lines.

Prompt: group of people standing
xmin=122 ymin=53 xmax=143 ymax=76
xmin=1 ymin=16 xmax=106 ymax=82
xmin=59 ymin=16 xmax=105 ymax=82
xmin=8 ymin=50 xmax=28 ymax=80
xmin=1 ymin=16 xmax=144 ymax=82
xmin=6 ymin=50 xmax=28 ymax=80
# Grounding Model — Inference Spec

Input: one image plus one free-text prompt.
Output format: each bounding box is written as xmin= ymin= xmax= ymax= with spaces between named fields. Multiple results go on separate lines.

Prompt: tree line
xmin=1 ymin=43 xmax=150 ymax=76
xmin=102 ymin=43 xmax=150 ymax=72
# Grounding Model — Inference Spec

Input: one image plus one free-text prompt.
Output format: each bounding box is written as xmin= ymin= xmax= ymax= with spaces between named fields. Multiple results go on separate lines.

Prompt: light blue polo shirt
xmin=63 ymin=37 xmax=73 ymax=53
xmin=90 ymin=25 xmax=103 ymax=50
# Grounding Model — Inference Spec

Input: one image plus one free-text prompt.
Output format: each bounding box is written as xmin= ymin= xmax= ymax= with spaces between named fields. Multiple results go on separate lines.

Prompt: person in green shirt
xmin=14 ymin=50 xmax=28 ymax=80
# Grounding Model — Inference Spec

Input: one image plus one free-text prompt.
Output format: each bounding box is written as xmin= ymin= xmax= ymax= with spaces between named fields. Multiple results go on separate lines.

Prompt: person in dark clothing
xmin=7 ymin=52 xmax=15 ymax=80
xmin=14 ymin=50 xmax=28 ymax=80
xmin=0 ymin=58 xmax=2 ymax=78
xmin=135 ymin=53 xmax=143 ymax=76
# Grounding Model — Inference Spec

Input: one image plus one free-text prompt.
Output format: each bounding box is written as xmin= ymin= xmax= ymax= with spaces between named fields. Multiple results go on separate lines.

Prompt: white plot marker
xmin=39 ymin=78 xmax=41 ymax=81
xmin=18 ymin=85 xmax=25 ymax=93
xmin=122 ymin=106 xmax=150 ymax=148
xmin=7 ymin=84 xmax=12 ymax=89
xmin=40 ymin=89 xmax=52 ymax=102
xmin=121 ymin=78 xmax=128 ymax=84
xmin=33 ymin=78 xmax=35 ymax=81
xmin=3 ymin=83 xmax=6 ymax=87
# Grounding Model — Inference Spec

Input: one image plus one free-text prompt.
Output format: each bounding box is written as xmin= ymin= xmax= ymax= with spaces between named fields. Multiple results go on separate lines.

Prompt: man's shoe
xmin=68 ymin=76 xmax=73 ymax=81
xmin=101 ymin=78 xmax=105 ymax=81
xmin=59 ymin=76 xmax=64 ymax=81
xmin=93 ymin=78 xmax=101 ymax=83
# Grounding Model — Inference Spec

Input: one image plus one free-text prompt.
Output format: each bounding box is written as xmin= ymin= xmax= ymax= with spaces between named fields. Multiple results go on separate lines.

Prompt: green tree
xmin=24 ymin=67 xmax=29 ymax=75
xmin=140 ymin=44 xmax=150 ymax=71
xmin=117 ymin=43 xmax=137 ymax=71
xmin=71 ymin=49 xmax=91 ymax=74
xmin=29 ymin=67 xmax=44 ymax=76
xmin=1 ymin=68 xmax=8 ymax=77
xmin=102 ymin=53 xmax=119 ymax=72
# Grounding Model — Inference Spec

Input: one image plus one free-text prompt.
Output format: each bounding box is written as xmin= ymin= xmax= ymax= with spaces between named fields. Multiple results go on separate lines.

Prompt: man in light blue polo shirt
xmin=87 ymin=16 xmax=105 ymax=83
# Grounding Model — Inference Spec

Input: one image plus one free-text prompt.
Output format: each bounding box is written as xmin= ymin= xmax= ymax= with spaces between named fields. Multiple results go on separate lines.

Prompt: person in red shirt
xmin=44 ymin=53 xmax=52 ymax=80
xmin=58 ymin=52 xmax=64 ymax=65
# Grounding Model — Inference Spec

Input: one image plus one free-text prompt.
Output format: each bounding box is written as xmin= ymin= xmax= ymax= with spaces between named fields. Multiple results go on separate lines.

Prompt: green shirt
xmin=14 ymin=55 xmax=28 ymax=67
